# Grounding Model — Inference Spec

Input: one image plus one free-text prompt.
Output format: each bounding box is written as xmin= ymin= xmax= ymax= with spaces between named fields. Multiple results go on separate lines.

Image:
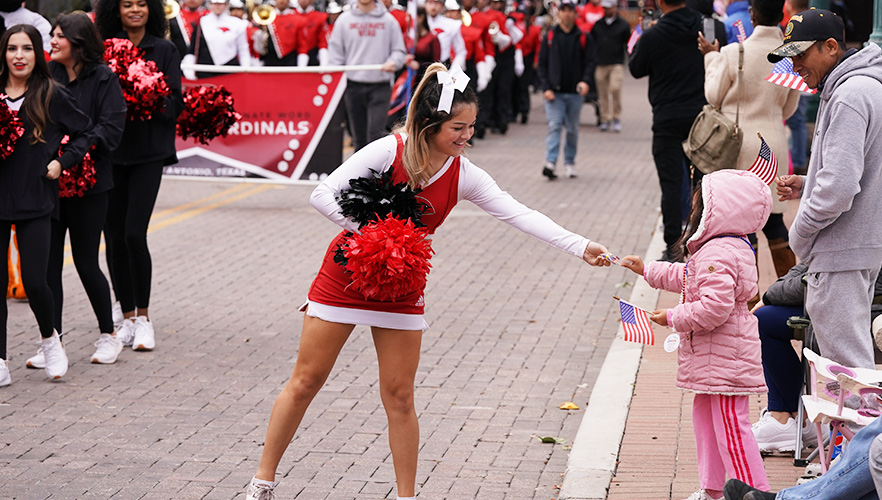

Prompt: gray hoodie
xmin=790 ymin=43 xmax=882 ymax=273
xmin=327 ymin=1 xmax=406 ymax=84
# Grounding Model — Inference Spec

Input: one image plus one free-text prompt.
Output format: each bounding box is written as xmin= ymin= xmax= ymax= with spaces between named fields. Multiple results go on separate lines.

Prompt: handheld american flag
xmin=765 ymin=58 xmax=816 ymax=94
xmin=619 ymin=299 xmax=655 ymax=345
xmin=748 ymin=133 xmax=779 ymax=185
xmin=627 ymin=23 xmax=642 ymax=55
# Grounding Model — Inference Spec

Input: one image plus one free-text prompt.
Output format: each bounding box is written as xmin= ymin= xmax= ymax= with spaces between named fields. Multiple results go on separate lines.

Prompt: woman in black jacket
xmin=95 ymin=0 xmax=183 ymax=353
xmin=0 ymin=24 xmax=92 ymax=385
xmin=25 ymin=12 xmax=128 ymax=371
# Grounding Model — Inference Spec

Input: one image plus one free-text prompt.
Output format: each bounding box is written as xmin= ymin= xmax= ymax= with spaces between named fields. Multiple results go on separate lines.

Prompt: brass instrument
xmin=488 ymin=20 xmax=499 ymax=36
xmin=164 ymin=0 xmax=180 ymax=19
xmin=252 ymin=3 xmax=277 ymax=25
xmin=461 ymin=9 xmax=471 ymax=27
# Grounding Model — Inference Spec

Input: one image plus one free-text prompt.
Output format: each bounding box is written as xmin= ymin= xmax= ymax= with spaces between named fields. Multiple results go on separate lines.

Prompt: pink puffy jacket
xmin=644 ymin=170 xmax=772 ymax=395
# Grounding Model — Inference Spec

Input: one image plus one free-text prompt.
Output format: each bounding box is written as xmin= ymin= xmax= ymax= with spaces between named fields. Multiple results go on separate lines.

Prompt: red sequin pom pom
xmin=0 ymin=95 xmax=25 ymax=160
xmin=104 ymin=38 xmax=171 ymax=121
xmin=176 ymin=85 xmax=242 ymax=144
xmin=57 ymin=135 xmax=97 ymax=198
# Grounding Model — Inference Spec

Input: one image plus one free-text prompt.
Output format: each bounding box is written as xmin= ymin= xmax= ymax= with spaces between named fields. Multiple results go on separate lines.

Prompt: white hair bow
xmin=436 ymin=64 xmax=470 ymax=114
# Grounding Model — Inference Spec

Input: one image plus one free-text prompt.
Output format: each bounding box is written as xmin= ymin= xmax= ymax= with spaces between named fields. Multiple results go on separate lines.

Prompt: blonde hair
xmin=395 ymin=63 xmax=478 ymax=188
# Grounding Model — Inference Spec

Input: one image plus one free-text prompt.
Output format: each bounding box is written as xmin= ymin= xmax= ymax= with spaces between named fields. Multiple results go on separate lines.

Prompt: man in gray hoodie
xmin=328 ymin=0 xmax=406 ymax=151
xmin=772 ymin=9 xmax=882 ymax=371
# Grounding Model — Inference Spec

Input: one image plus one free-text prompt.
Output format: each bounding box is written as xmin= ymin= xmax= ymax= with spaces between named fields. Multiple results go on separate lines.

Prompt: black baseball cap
xmin=558 ymin=0 xmax=576 ymax=9
xmin=768 ymin=8 xmax=845 ymax=63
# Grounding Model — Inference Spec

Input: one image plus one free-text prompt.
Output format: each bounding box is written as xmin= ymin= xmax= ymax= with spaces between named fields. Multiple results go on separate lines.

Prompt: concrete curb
xmin=559 ymin=219 xmax=667 ymax=500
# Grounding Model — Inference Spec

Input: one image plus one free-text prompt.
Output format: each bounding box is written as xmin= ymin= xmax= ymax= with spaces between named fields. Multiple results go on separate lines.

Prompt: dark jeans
xmin=105 ymin=161 xmax=163 ymax=313
xmin=652 ymin=117 xmax=702 ymax=248
xmin=786 ymin=94 xmax=811 ymax=170
xmin=343 ymin=80 xmax=392 ymax=152
xmin=1 ymin=215 xmax=55 ymax=358
xmin=48 ymin=192 xmax=114 ymax=335
xmin=756 ymin=304 xmax=804 ymax=413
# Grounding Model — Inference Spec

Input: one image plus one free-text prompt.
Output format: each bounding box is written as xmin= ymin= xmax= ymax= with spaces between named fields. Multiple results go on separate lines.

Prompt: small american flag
xmin=627 ymin=23 xmax=642 ymax=55
xmin=748 ymin=134 xmax=779 ymax=185
xmin=620 ymin=300 xmax=655 ymax=345
xmin=733 ymin=20 xmax=747 ymax=43
xmin=765 ymin=58 xmax=817 ymax=94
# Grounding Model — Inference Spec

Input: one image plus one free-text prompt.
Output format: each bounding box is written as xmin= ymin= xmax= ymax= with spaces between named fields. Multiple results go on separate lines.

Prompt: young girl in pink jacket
xmin=621 ymin=170 xmax=772 ymax=500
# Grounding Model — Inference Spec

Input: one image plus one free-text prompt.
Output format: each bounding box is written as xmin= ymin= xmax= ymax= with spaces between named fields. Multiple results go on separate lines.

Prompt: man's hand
xmin=576 ymin=82 xmax=589 ymax=96
xmin=776 ymin=174 xmax=804 ymax=201
xmin=543 ymin=89 xmax=555 ymax=101
xmin=381 ymin=61 xmax=397 ymax=72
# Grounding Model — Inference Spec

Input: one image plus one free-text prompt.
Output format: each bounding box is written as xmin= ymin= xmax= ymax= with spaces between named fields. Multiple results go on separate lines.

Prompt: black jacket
xmin=0 ymin=88 xmax=92 ymax=220
xmin=49 ymin=62 xmax=127 ymax=195
xmin=628 ymin=7 xmax=706 ymax=126
xmin=110 ymin=32 xmax=184 ymax=166
xmin=590 ymin=15 xmax=630 ymax=66
xmin=537 ymin=25 xmax=597 ymax=94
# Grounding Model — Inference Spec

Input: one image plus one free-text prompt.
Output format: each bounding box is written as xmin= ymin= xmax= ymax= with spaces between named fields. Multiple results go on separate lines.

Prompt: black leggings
xmin=104 ymin=161 xmax=163 ymax=313
xmin=1 ymin=216 xmax=55 ymax=359
xmin=48 ymin=192 xmax=114 ymax=335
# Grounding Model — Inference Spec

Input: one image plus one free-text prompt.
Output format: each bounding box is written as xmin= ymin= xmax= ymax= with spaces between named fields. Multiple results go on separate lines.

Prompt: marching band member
xmin=169 ymin=0 xmax=209 ymax=58
xmin=182 ymin=0 xmax=252 ymax=79
xmin=446 ymin=5 xmax=490 ymax=93
xmin=425 ymin=0 xmax=466 ymax=69
xmin=294 ymin=0 xmax=329 ymax=66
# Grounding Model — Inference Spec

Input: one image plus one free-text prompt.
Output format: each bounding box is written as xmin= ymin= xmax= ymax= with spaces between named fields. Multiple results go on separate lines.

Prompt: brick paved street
xmin=2 ymin=76 xmax=662 ymax=499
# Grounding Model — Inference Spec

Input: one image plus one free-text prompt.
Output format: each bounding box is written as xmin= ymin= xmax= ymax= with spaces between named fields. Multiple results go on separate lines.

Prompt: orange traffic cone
xmin=7 ymin=226 xmax=26 ymax=300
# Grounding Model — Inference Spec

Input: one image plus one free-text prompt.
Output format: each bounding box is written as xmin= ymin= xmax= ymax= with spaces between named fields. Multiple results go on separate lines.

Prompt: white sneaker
xmin=112 ymin=301 xmax=124 ymax=327
xmin=682 ymin=489 xmax=721 ymax=500
xmin=117 ymin=318 xmax=136 ymax=347
xmin=800 ymin=419 xmax=819 ymax=448
xmin=612 ymin=119 xmax=622 ymax=132
xmin=26 ymin=345 xmax=45 ymax=369
xmin=752 ymin=409 xmax=798 ymax=453
xmin=0 ymin=358 xmax=10 ymax=387
xmin=42 ymin=332 xmax=68 ymax=380
xmin=564 ymin=164 xmax=577 ymax=178
xmin=245 ymin=478 xmax=277 ymax=500
xmin=132 ymin=316 xmax=155 ymax=351
xmin=91 ymin=334 xmax=123 ymax=364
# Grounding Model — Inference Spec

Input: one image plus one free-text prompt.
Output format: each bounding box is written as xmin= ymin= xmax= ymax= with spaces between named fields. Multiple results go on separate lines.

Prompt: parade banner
xmin=168 ymin=67 xmax=349 ymax=183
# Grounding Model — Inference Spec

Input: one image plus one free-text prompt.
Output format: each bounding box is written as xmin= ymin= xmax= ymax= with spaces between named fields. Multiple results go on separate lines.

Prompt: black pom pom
xmin=336 ymin=167 xmax=427 ymax=230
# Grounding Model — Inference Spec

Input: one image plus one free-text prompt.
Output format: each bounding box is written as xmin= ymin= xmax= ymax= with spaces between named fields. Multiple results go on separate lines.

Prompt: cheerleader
xmin=245 ymin=63 xmax=612 ymax=500
xmin=95 ymin=0 xmax=184 ymax=353
xmin=23 ymin=12 xmax=128 ymax=371
xmin=0 ymin=24 xmax=93 ymax=385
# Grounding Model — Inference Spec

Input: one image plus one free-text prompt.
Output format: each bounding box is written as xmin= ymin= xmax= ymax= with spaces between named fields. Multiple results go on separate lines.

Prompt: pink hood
xmin=644 ymin=170 xmax=772 ymax=394
xmin=687 ymin=170 xmax=771 ymax=255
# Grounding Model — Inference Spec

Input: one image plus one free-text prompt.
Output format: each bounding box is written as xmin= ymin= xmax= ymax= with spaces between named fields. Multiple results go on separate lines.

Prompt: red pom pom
xmin=57 ymin=135 xmax=97 ymax=198
xmin=104 ymin=38 xmax=171 ymax=121
xmin=176 ymin=85 xmax=242 ymax=144
xmin=0 ymin=96 xmax=26 ymax=160
xmin=341 ymin=214 xmax=435 ymax=302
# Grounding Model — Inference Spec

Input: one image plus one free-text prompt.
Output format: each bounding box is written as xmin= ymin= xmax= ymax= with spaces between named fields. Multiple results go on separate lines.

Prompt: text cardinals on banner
xmin=169 ymin=70 xmax=347 ymax=182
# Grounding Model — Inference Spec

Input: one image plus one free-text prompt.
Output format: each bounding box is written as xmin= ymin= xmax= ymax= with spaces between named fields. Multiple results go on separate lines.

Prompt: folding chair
xmin=800 ymin=348 xmax=882 ymax=474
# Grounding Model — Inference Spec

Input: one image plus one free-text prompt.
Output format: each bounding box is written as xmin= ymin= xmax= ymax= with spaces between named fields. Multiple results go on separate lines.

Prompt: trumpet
xmin=164 ymin=0 xmax=180 ymax=19
xmin=461 ymin=9 xmax=471 ymax=27
xmin=252 ymin=3 xmax=277 ymax=25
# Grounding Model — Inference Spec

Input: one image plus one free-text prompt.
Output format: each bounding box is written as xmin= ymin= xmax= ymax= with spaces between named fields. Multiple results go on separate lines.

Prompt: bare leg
xmin=254 ymin=315 xmax=355 ymax=481
xmin=372 ymin=327 xmax=422 ymax=498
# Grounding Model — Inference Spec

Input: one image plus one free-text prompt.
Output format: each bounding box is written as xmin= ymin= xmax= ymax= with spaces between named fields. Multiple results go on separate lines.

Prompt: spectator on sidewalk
xmin=537 ymin=0 xmax=595 ymax=180
xmin=699 ymin=0 xmax=801 ymax=278
xmin=783 ymin=0 xmax=810 ymax=175
xmin=327 ymin=0 xmax=406 ymax=151
xmin=628 ymin=0 xmax=706 ymax=261
xmin=722 ymin=0 xmax=753 ymax=44
xmin=750 ymin=262 xmax=882 ymax=454
xmin=725 ymin=414 xmax=882 ymax=500
xmin=620 ymin=170 xmax=773 ymax=500
xmin=590 ymin=0 xmax=629 ymax=133
xmin=773 ymin=9 xmax=882 ymax=371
